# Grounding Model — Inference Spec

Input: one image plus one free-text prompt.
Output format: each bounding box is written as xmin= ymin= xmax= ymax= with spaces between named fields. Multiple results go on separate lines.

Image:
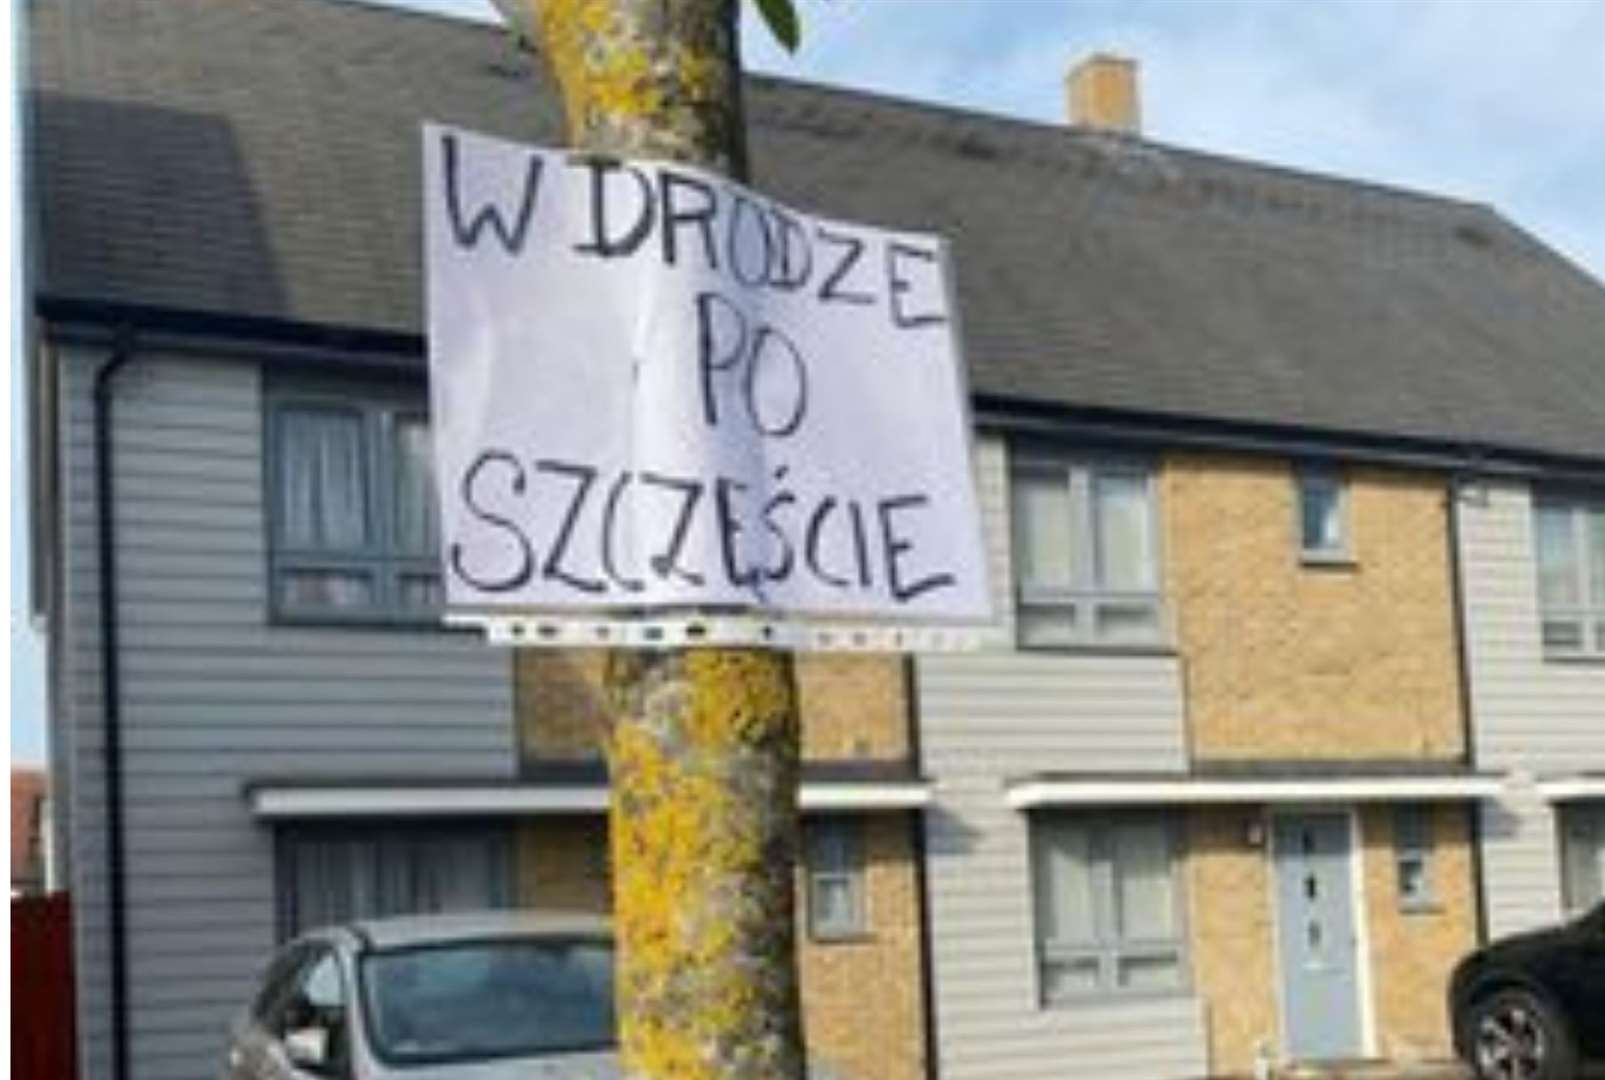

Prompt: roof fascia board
xmin=977 ymin=397 xmax=1605 ymax=483
xmin=36 ymin=295 xmax=426 ymax=374
xmin=40 ymin=296 xmax=1605 ymax=483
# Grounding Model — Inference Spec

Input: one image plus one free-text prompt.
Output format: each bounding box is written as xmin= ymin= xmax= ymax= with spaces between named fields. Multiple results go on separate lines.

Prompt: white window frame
xmin=265 ymin=381 xmax=441 ymax=624
xmin=1030 ymin=811 xmax=1188 ymax=1005
xmin=1009 ymin=452 xmax=1166 ymax=649
xmin=1392 ymin=804 xmax=1437 ymax=913
xmin=806 ymin=819 xmax=867 ymax=941
xmin=1533 ymin=495 xmax=1605 ymax=658
xmin=1295 ymin=463 xmax=1351 ymax=563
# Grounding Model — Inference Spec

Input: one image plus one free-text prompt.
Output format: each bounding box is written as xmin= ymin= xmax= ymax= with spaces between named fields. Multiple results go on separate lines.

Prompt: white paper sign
xmin=424 ymin=124 xmax=990 ymax=625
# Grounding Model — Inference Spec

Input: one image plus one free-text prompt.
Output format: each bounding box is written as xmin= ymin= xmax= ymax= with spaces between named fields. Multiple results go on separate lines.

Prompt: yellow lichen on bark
xmin=525 ymin=0 xmax=746 ymax=174
xmin=604 ymin=649 xmax=804 ymax=1078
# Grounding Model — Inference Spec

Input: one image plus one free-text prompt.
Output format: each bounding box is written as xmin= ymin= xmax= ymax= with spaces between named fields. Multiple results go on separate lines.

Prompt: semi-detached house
xmin=26 ymin=3 xmax=1605 ymax=1080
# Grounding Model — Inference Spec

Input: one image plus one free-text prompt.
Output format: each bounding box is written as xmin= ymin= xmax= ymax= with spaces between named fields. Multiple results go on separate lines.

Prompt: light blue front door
xmin=1274 ymin=812 xmax=1363 ymax=1061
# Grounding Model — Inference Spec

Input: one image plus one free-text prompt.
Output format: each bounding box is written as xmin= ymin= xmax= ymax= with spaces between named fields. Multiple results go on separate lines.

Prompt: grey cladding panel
xmin=56 ymin=348 xmax=516 ymax=1080
xmin=1459 ymin=481 xmax=1605 ymax=935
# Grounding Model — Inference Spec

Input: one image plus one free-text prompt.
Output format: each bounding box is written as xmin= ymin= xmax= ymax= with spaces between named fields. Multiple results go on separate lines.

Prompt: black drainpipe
xmin=904 ymin=655 xmax=940 ymax=1080
xmin=94 ymin=327 xmax=137 ymax=1080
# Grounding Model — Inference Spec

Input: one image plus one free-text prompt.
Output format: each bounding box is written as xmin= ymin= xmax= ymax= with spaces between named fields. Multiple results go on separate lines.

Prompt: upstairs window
xmin=267 ymin=386 xmax=441 ymax=622
xmin=1011 ymin=454 xmax=1163 ymax=648
xmin=1533 ymin=496 xmax=1605 ymax=657
xmin=1296 ymin=465 xmax=1349 ymax=562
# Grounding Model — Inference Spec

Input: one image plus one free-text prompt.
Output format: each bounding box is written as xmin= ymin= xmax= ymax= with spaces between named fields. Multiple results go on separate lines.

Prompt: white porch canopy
xmin=1005 ymin=772 xmax=1505 ymax=811
xmin=1534 ymin=775 xmax=1605 ymax=803
xmin=249 ymin=778 xmax=932 ymax=819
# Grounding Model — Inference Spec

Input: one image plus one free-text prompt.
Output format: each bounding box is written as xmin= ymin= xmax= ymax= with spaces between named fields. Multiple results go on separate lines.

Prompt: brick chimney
xmin=1067 ymin=53 xmax=1141 ymax=135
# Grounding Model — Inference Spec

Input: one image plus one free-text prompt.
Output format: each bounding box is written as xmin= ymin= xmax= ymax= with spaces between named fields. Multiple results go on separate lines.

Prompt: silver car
xmin=222 ymin=911 xmax=620 ymax=1079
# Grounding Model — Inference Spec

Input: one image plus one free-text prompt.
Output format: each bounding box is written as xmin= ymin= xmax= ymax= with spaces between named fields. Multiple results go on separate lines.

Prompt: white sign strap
xmin=445 ymin=611 xmax=985 ymax=653
xmin=424 ymin=124 xmax=991 ymax=639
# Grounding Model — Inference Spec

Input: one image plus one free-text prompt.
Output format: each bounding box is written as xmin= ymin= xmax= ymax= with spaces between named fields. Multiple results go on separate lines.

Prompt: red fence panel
xmin=12 ymin=893 xmax=78 ymax=1080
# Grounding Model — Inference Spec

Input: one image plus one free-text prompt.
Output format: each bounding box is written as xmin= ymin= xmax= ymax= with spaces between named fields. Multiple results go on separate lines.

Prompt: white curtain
xmin=280 ymin=570 xmax=373 ymax=610
xmin=807 ymin=823 xmax=862 ymax=933
xmin=1094 ymin=471 xmax=1153 ymax=591
xmin=1113 ymin=821 xmax=1174 ymax=939
xmin=1014 ymin=469 xmax=1075 ymax=589
xmin=1588 ymin=508 xmax=1604 ymax=605
xmin=1112 ymin=820 xmax=1180 ymax=989
xmin=1299 ymin=474 xmax=1344 ymax=552
xmin=393 ymin=416 xmax=438 ymax=556
xmin=1036 ymin=822 xmax=1097 ymax=946
xmin=279 ymin=408 xmax=368 ymax=550
xmin=1034 ymin=821 xmax=1101 ymax=998
xmin=398 ymin=574 xmax=444 ymax=610
xmin=1562 ymin=805 xmax=1604 ymax=913
xmin=281 ymin=827 xmax=513 ymax=938
xmin=1535 ymin=505 xmax=1580 ymax=607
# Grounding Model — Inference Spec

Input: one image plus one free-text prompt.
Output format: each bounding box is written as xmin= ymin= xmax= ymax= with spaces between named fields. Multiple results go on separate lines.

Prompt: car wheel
xmin=1467 ymin=988 xmax=1579 ymax=1080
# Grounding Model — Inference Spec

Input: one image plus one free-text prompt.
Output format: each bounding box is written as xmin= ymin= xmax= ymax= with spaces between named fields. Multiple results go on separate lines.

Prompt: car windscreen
xmin=360 ymin=937 xmax=616 ymax=1065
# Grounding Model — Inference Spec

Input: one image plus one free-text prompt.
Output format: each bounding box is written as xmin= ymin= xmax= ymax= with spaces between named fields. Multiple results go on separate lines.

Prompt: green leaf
xmin=753 ymin=0 xmax=800 ymax=52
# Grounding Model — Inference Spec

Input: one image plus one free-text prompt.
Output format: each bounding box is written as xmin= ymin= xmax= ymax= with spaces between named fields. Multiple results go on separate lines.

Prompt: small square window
xmin=806 ymin=820 xmax=866 ymax=941
xmin=1296 ymin=466 xmax=1349 ymax=562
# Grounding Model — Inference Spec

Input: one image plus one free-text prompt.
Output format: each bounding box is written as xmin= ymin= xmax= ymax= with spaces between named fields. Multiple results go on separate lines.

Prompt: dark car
xmin=1449 ymin=901 xmax=1605 ymax=1080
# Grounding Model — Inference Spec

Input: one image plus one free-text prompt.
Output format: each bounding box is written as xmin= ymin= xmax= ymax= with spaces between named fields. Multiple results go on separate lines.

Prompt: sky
xmin=9 ymin=0 xmax=1605 ymax=764
xmin=402 ymin=0 xmax=1605 ymax=280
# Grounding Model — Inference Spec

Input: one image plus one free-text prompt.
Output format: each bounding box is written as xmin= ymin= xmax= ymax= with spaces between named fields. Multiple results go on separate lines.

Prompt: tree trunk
xmin=521 ymin=2 xmax=805 ymax=1076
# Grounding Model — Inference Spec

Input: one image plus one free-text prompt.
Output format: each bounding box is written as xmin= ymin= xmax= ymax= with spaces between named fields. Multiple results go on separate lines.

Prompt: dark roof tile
xmin=27 ymin=0 xmax=1605 ymax=461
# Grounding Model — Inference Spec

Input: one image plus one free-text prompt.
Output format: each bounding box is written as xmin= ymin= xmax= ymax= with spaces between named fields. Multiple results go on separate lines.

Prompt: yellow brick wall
xmin=516 ymin=817 xmax=612 ymax=912
xmin=793 ymin=655 xmax=910 ymax=760
xmin=515 ymin=816 xmax=926 ymax=1080
xmin=795 ymin=815 xmax=928 ymax=1080
xmin=515 ymin=650 xmax=611 ymax=760
xmin=1162 ymin=454 xmax=1466 ymax=761
xmin=1187 ymin=806 xmax=1278 ymax=1076
xmin=514 ymin=650 xmax=909 ymax=763
xmin=1359 ymin=803 xmax=1478 ymax=1061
